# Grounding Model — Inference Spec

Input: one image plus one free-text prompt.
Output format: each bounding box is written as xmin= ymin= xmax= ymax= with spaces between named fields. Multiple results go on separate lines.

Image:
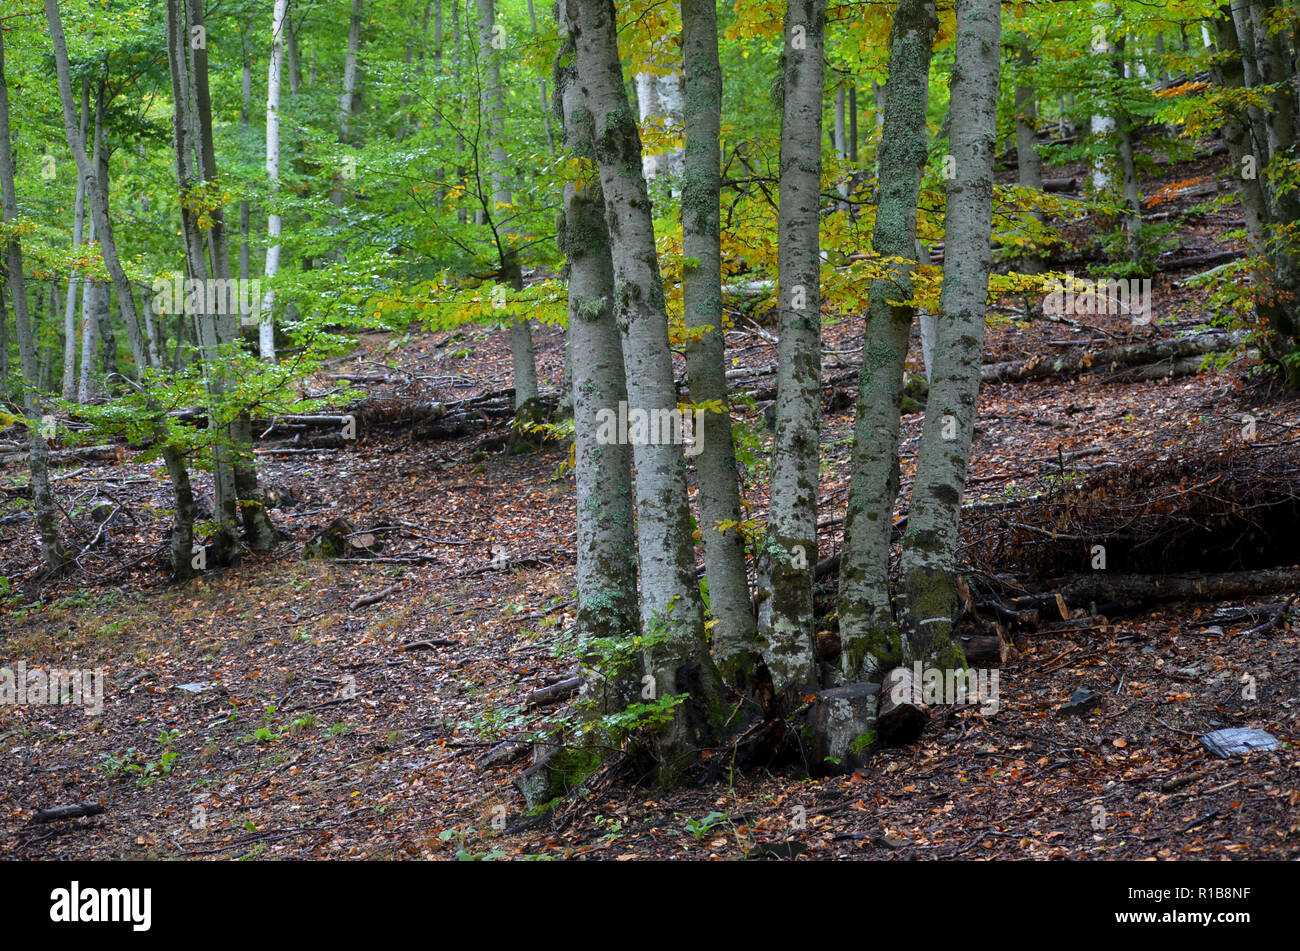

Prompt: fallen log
xmin=524 ymin=675 xmax=581 ymax=710
xmin=960 ymin=633 xmax=1009 ymax=666
xmin=476 ymin=739 xmax=530 ymax=770
xmin=1012 ymin=567 xmax=1300 ymax=618
xmin=30 ymin=803 xmax=105 ymax=824
xmin=1156 ymin=248 xmax=1244 ymax=272
xmin=981 ymin=332 xmax=1241 ymax=383
xmin=0 ymin=444 xmax=121 ymax=466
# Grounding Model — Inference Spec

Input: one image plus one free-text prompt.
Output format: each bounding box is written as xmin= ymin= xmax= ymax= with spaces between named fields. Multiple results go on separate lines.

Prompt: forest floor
xmin=2 ymin=134 xmax=1298 ymax=860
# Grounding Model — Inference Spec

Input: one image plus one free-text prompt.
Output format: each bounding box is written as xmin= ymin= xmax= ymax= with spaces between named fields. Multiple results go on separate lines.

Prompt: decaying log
xmin=960 ymin=633 xmax=1008 ymax=666
xmin=476 ymin=739 xmax=530 ymax=770
xmin=1156 ymin=249 xmax=1244 ymax=272
xmin=981 ymin=332 xmax=1242 ymax=383
xmin=524 ymin=675 xmax=581 ymax=710
xmin=0 ymin=444 xmax=120 ymax=466
xmin=30 ymin=803 xmax=105 ymax=824
xmin=1013 ymin=567 xmax=1300 ymax=618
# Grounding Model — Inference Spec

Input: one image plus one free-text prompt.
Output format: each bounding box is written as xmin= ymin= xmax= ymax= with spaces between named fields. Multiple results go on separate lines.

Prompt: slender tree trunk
xmin=752 ymin=0 xmax=827 ymax=695
xmin=186 ymin=0 xmax=277 ymax=550
xmin=259 ymin=0 xmax=289 ymax=361
xmin=453 ymin=0 xmax=468 ymax=226
xmin=1112 ymin=39 xmax=1144 ymax=263
xmin=528 ymin=0 xmax=556 ymax=156
xmin=848 ymin=83 xmax=858 ymax=163
xmin=60 ymin=79 xmax=89 ymax=400
xmin=166 ymin=0 xmax=240 ymax=565
xmin=77 ymin=212 xmax=97 ymax=401
xmin=40 ymin=280 xmax=57 ymax=391
xmin=839 ymin=0 xmax=937 ymax=681
xmin=239 ymin=30 xmax=252 ymax=284
xmin=1213 ymin=13 xmax=1300 ymax=384
xmin=0 ymin=277 xmax=10 ymax=397
xmin=555 ymin=10 xmax=641 ymax=716
xmin=834 ymin=81 xmax=849 ymax=212
xmin=331 ymin=0 xmax=363 ymax=215
xmin=897 ymin=0 xmax=1000 ymax=666
xmin=45 ymin=0 xmax=150 ymax=375
xmin=636 ymin=72 xmax=662 ymax=181
xmin=477 ymin=0 xmax=539 ymax=409
xmin=87 ymin=94 xmax=118 ymax=380
xmin=568 ymin=0 xmax=723 ymax=779
xmin=1089 ymin=5 xmax=1115 ymax=192
xmin=1014 ymin=37 xmax=1044 ymax=274
xmin=682 ymin=0 xmax=758 ymax=685
xmin=1248 ymin=0 xmax=1299 ymax=221
xmin=340 ymin=0 xmax=363 ymax=142
xmin=162 ymin=444 xmax=197 ymax=581
xmin=0 ymin=29 xmax=68 ymax=572
xmin=1231 ymin=0 xmax=1272 ymax=165
xmin=1210 ymin=14 xmax=1273 ymax=250
xmin=287 ymin=12 xmax=302 ymax=96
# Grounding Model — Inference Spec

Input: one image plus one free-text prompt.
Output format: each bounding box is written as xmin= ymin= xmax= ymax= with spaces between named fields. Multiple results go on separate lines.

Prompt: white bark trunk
xmin=755 ymin=0 xmax=826 ymax=693
xmin=60 ymin=79 xmax=89 ymax=400
xmin=568 ymin=0 xmax=721 ymax=776
xmin=897 ymin=0 xmax=1000 ymax=666
xmin=260 ymin=0 xmax=289 ymax=362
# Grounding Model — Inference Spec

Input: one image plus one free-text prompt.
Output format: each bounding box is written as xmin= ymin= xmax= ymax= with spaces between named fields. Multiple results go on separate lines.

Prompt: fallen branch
xmin=1157 ymin=248 xmax=1244 ymax=272
xmin=349 ymin=585 xmax=400 ymax=611
xmin=398 ymin=638 xmax=457 ymax=650
xmin=29 ymin=803 xmax=105 ymax=824
xmin=524 ymin=675 xmax=581 ymax=710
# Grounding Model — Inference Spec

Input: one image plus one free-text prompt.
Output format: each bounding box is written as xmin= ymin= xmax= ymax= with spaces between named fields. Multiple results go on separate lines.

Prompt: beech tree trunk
xmin=528 ymin=0 xmax=556 ymax=156
xmin=1111 ymin=39 xmax=1144 ymax=263
xmin=682 ymin=0 xmax=758 ymax=684
xmin=60 ymin=79 xmax=89 ymax=400
xmin=166 ymin=0 xmax=240 ymax=565
xmin=331 ymin=0 xmax=362 ymax=216
xmin=87 ymin=98 xmax=118 ymax=380
xmin=1212 ymin=13 xmax=1300 ymax=385
xmin=838 ymin=0 xmax=937 ymax=682
xmin=555 ymin=8 xmax=640 ymax=717
xmin=77 ymin=207 xmax=98 ymax=401
xmin=259 ymin=0 xmax=289 ymax=361
xmin=568 ymin=0 xmax=723 ymax=779
xmin=1013 ymin=37 xmax=1044 ymax=274
xmin=47 ymin=0 xmax=149 ymax=379
xmin=239 ymin=29 xmax=253 ymax=284
xmin=46 ymin=0 xmax=151 ymax=376
xmin=834 ymin=82 xmax=849 ymax=212
xmin=754 ymin=0 xmax=827 ymax=695
xmin=477 ymin=0 xmax=540 ymax=411
xmin=897 ymin=0 xmax=1000 ymax=667
xmin=186 ymin=0 xmax=277 ymax=550
xmin=0 ymin=278 xmax=10 ymax=398
xmin=0 ymin=28 xmax=68 ymax=572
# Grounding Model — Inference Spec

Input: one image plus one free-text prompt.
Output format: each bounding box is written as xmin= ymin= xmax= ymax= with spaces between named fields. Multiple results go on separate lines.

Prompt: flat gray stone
xmin=1059 ymin=687 xmax=1102 ymax=716
xmin=1200 ymin=727 xmax=1278 ymax=758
